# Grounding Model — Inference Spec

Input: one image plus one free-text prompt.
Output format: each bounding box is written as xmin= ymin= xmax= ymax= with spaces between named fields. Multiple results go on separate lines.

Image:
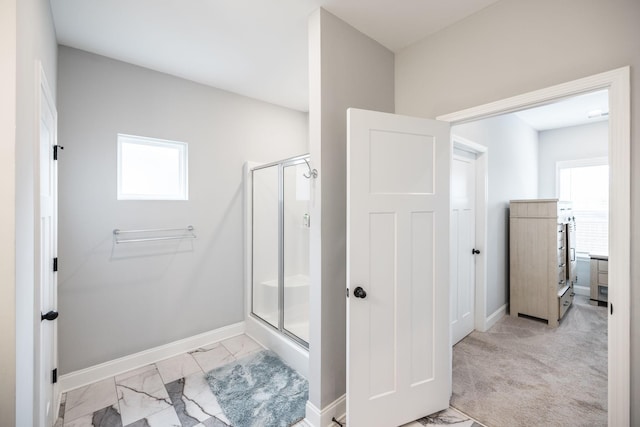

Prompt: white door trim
xmin=35 ymin=61 xmax=58 ymax=427
xmin=451 ymin=135 xmax=488 ymax=333
xmin=438 ymin=66 xmax=630 ymax=427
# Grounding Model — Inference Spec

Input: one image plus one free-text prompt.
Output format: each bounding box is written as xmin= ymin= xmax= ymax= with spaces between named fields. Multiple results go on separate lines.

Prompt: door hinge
xmin=53 ymin=145 xmax=64 ymax=160
xmin=346 ymin=288 xmax=349 ymax=298
xmin=52 ymin=368 xmax=57 ymax=384
xmin=53 ymin=257 xmax=58 ymax=272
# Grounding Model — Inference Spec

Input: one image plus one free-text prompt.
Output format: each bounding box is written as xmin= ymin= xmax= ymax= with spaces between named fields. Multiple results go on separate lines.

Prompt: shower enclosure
xmin=251 ymin=155 xmax=311 ymax=348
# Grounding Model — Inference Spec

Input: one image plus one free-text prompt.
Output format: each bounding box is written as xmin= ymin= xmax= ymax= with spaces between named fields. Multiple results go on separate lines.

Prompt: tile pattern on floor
xmin=56 ymin=334 xmax=483 ymax=427
xmin=405 ymin=407 xmax=485 ymax=426
xmin=331 ymin=407 xmax=484 ymax=427
xmin=57 ymin=335 xmax=261 ymax=426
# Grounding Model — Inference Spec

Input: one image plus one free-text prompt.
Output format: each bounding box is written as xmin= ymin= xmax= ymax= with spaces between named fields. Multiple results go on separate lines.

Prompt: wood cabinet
xmin=590 ymin=254 xmax=608 ymax=305
xmin=509 ymin=199 xmax=575 ymax=327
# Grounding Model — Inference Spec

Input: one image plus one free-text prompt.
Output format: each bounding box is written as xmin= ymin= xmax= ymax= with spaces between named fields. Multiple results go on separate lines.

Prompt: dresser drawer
xmin=598 ymin=260 xmax=608 ymax=272
xmin=598 ymin=272 xmax=608 ymax=285
xmin=559 ymin=287 xmax=573 ymax=319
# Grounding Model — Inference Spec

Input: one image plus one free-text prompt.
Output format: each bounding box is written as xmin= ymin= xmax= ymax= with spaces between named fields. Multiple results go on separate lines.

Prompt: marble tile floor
xmin=55 ymin=334 xmax=483 ymax=427
xmin=56 ymin=334 xmax=265 ymax=427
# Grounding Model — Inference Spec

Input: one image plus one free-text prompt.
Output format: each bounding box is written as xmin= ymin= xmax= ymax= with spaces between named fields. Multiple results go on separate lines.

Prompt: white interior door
xmin=38 ymin=69 xmax=58 ymax=427
xmin=451 ymin=149 xmax=476 ymax=345
xmin=347 ymin=108 xmax=451 ymax=427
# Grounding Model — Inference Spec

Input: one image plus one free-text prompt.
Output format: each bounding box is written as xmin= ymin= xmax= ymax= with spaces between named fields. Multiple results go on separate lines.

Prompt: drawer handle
xmin=563 ymin=301 xmax=570 ymax=306
xmin=558 ymin=280 xmax=565 ymax=285
xmin=558 ymin=246 xmax=564 ymax=250
xmin=570 ymin=293 xmax=575 ymax=297
xmin=559 ymin=263 xmax=566 ymax=268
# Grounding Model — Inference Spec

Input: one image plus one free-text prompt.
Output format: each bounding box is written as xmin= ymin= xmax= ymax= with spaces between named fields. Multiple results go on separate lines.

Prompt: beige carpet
xmin=451 ymin=296 xmax=607 ymax=427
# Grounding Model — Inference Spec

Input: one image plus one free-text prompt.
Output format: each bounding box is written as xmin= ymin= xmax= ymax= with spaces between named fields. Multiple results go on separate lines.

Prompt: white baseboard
xmin=574 ymin=285 xmax=590 ymax=297
xmin=485 ymin=304 xmax=507 ymax=330
xmin=305 ymin=394 xmax=346 ymax=427
xmin=59 ymin=321 xmax=245 ymax=393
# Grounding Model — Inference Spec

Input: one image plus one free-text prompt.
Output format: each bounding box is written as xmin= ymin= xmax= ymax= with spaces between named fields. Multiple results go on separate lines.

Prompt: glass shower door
xmin=282 ymin=162 xmax=310 ymax=345
xmin=251 ymin=165 xmax=279 ymax=329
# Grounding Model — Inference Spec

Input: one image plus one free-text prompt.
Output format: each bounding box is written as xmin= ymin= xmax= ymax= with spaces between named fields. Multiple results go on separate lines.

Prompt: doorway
xmin=438 ymin=67 xmax=630 ymax=426
xmin=450 ymin=136 xmax=489 ymax=342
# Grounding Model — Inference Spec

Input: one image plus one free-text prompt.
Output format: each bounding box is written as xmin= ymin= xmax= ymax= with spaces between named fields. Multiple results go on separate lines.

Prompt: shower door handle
xmin=353 ymin=286 xmax=367 ymax=299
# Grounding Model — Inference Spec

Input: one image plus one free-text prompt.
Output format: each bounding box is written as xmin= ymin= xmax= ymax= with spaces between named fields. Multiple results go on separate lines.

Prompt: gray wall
xmin=453 ymin=114 xmax=538 ymax=315
xmin=538 ymin=121 xmax=608 ymax=198
xmin=395 ymin=0 xmax=640 ymax=421
xmin=57 ymin=46 xmax=308 ymax=374
xmin=308 ymin=8 xmax=394 ymax=411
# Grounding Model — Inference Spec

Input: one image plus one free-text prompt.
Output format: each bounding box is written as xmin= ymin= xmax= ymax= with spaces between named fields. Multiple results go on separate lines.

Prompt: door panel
xmin=410 ymin=212 xmax=434 ymax=385
xmin=282 ymin=162 xmax=310 ymax=345
xmin=251 ymin=165 xmax=280 ymax=328
xmin=368 ymin=212 xmax=397 ymax=398
xmin=451 ymin=151 xmax=476 ymax=345
xmin=39 ymin=70 xmax=57 ymax=427
xmin=347 ymin=108 xmax=450 ymax=427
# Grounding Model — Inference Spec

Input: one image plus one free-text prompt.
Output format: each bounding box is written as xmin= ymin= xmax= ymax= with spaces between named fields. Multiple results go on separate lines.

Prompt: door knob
xmin=41 ymin=311 xmax=59 ymax=321
xmin=353 ymin=286 xmax=367 ymax=299
xmin=472 ymin=249 xmax=480 ymax=255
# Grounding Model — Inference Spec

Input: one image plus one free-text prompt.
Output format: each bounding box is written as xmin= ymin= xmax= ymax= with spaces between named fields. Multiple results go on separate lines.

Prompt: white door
xmin=450 ymin=149 xmax=476 ymax=345
xmin=347 ymin=108 xmax=451 ymax=427
xmin=38 ymin=69 xmax=58 ymax=427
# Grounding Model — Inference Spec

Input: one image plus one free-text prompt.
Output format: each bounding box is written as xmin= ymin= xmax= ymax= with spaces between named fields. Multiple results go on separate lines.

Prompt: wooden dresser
xmin=509 ymin=199 xmax=576 ymax=327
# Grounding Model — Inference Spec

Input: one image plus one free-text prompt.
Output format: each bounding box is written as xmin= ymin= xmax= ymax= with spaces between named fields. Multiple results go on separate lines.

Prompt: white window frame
xmin=117 ymin=134 xmax=189 ymax=201
xmin=555 ymin=156 xmax=608 ymax=197
xmin=555 ymin=156 xmax=608 ymax=257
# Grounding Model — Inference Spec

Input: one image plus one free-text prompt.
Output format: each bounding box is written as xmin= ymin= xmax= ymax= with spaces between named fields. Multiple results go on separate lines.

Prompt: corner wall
xmin=453 ymin=114 xmax=538 ymax=315
xmin=395 ymin=0 xmax=640 ymax=422
xmin=308 ymin=8 xmax=394 ymax=415
xmin=57 ymin=46 xmax=308 ymax=374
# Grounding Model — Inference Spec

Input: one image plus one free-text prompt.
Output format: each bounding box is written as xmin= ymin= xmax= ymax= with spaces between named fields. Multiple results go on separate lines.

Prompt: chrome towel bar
xmin=113 ymin=225 xmax=196 ymax=244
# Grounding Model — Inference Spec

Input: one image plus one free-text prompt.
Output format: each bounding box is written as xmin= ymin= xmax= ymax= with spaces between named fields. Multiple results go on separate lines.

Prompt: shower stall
xmin=249 ymin=155 xmax=312 ymax=350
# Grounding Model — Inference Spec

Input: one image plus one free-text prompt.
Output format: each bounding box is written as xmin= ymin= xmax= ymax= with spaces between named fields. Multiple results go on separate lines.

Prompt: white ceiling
xmin=513 ymin=90 xmax=609 ymax=131
xmin=49 ymin=0 xmax=500 ymax=112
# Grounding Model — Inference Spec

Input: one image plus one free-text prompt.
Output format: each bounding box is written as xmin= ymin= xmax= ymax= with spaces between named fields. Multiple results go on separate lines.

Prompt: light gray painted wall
xmin=308 ymin=8 xmax=394 ymax=410
xmin=13 ymin=0 xmax=58 ymax=424
xmin=453 ymin=114 xmax=538 ymax=315
xmin=538 ymin=121 xmax=608 ymax=198
xmin=57 ymin=46 xmax=308 ymax=374
xmin=395 ymin=0 xmax=640 ymax=421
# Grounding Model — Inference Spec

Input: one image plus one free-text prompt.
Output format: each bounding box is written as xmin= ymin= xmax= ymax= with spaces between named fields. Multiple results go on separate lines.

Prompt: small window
xmin=557 ymin=158 xmax=608 ymax=254
xmin=117 ymin=134 xmax=188 ymax=200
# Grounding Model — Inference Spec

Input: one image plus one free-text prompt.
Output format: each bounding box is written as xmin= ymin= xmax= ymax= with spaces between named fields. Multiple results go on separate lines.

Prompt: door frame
xmin=35 ymin=61 xmax=59 ymax=426
xmin=451 ymin=136 xmax=489 ymax=333
xmin=438 ymin=66 xmax=630 ymax=427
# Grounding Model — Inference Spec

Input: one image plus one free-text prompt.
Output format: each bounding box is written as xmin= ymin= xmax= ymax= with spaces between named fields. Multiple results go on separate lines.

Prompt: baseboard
xmin=59 ymin=321 xmax=245 ymax=393
xmin=485 ymin=304 xmax=507 ymax=330
xmin=305 ymin=394 xmax=346 ymax=427
xmin=574 ymin=285 xmax=590 ymax=297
